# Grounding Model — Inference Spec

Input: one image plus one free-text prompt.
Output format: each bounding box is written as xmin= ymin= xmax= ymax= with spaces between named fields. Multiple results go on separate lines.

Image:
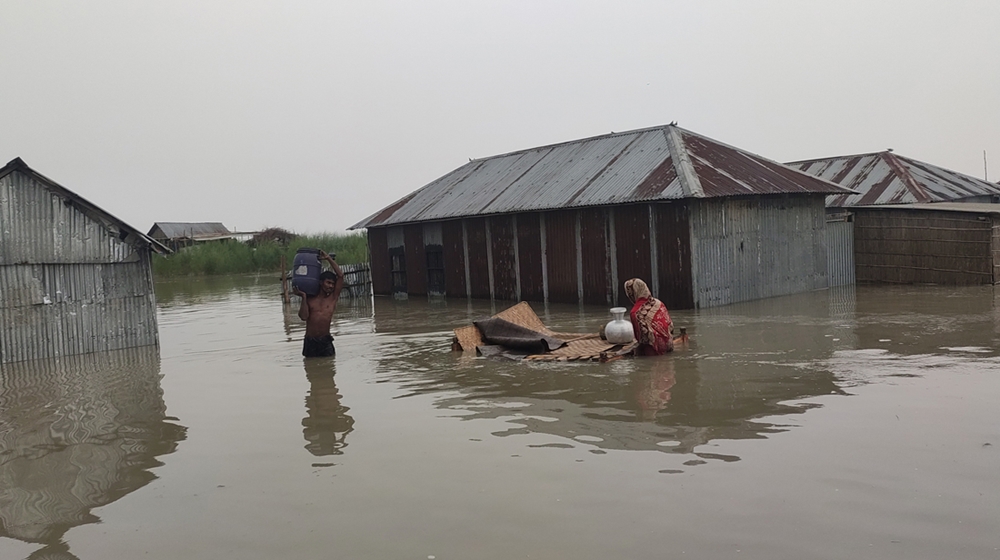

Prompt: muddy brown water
xmin=2 ymin=276 xmax=999 ymax=559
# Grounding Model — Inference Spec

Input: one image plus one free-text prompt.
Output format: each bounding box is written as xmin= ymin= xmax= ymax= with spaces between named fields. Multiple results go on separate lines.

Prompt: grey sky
xmin=2 ymin=1 xmax=997 ymax=234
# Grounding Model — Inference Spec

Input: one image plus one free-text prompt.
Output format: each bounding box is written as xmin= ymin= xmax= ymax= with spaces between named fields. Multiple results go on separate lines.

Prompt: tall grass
xmin=152 ymin=233 xmax=368 ymax=278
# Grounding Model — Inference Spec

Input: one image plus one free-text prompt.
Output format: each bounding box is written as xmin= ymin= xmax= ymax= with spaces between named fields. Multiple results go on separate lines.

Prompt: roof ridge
xmin=663 ymin=126 xmax=704 ymax=198
xmin=676 ymin=129 xmax=853 ymax=195
xmin=471 ymin=124 xmax=678 ymax=163
xmin=890 ymin=152 xmax=999 ymax=188
xmin=879 ymin=151 xmax=933 ymax=203
xmin=786 ymin=150 xmax=887 ymax=165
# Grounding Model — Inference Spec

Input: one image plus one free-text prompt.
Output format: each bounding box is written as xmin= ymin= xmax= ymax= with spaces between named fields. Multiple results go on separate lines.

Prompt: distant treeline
xmin=152 ymin=233 xmax=368 ymax=277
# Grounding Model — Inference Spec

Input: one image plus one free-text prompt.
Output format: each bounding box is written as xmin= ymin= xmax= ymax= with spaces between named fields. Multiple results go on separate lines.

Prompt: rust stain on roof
xmin=631 ymin=156 xmax=678 ymax=199
xmin=880 ymin=151 xmax=932 ymax=203
xmin=351 ymin=125 xmax=852 ymax=229
xmin=789 ymin=151 xmax=1000 ymax=207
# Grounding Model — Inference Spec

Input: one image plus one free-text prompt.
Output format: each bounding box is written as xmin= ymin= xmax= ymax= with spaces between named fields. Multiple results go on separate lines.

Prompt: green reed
xmin=152 ymin=233 xmax=369 ymax=277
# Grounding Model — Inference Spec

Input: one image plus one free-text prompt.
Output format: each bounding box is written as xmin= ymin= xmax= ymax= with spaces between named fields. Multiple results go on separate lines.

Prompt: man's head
xmin=320 ymin=271 xmax=338 ymax=293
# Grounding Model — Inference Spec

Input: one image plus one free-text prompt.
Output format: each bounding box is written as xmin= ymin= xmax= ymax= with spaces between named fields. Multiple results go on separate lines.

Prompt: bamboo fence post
xmin=281 ymin=254 xmax=290 ymax=303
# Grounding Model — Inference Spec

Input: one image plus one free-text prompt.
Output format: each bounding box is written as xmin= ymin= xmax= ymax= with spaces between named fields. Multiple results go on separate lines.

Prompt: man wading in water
xmin=294 ymin=250 xmax=344 ymax=357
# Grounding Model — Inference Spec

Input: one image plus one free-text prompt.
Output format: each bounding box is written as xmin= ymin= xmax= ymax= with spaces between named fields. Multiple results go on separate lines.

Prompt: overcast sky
xmin=2 ymin=1 xmax=998 ymax=234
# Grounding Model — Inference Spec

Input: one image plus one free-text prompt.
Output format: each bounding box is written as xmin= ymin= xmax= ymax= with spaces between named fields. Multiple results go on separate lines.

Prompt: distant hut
xmin=0 ymin=158 xmax=169 ymax=364
xmin=351 ymin=125 xmax=852 ymax=309
xmin=789 ymin=152 xmax=1000 ymax=285
xmin=147 ymin=222 xmax=233 ymax=251
xmin=788 ymin=150 xmax=1000 ymax=208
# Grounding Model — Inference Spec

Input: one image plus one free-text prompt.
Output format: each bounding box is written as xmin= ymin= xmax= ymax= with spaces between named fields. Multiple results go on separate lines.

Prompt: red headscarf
xmin=624 ymin=278 xmax=673 ymax=355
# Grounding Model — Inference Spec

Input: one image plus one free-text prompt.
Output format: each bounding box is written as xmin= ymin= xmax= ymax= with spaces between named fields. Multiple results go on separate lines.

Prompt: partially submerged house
xmin=788 ymin=150 xmax=1000 ymax=207
xmin=0 ymin=158 xmax=169 ymax=364
xmin=147 ymin=222 xmax=233 ymax=251
xmin=789 ymin=151 xmax=1000 ymax=285
xmin=351 ymin=124 xmax=853 ymax=309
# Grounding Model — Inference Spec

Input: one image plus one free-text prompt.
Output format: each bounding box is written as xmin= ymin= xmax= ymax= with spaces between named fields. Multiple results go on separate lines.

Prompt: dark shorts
xmin=303 ymin=335 xmax=335 ymax=357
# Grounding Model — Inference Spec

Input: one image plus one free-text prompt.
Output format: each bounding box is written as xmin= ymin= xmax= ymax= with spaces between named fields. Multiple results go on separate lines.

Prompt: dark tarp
xmin=472 ymin=317 xmax=567 ymax=353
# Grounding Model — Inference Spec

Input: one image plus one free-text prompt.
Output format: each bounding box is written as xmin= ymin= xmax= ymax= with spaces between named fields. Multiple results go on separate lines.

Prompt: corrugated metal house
xmin=0 ymin=158 xmax=169 ymax=364
xmin=789 ymin=152 xmax=1000 ymax=285
xmin=147 ymin=221 xmax=233 ymax=251
xmin=850 ymin=203 xmax=1000 ymax=285
xmin=351 ymin=125 xmax=853 ymax=309
xmin=788 ymin=150 xmax=1000 ymax=207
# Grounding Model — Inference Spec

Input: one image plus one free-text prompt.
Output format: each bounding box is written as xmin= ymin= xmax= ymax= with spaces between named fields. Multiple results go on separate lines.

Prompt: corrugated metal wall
xmin=403 ymin=224 xmax=426 ymax=295
xmin=654 ymin=203 xmax=695 ymax=310
xmin=516 ymin=214 xmax=544 ymax=301
xmin=0 ymin=258 xmax=158 ymax=363
xmin=689 ymin=195 xmax=828 ymax=308
xmin=613 ymin=205 xmax=653 ymax=306
xmin=368 ymin=228 xmax=390 ymax=295
xmin=544 ymin=209 xmax=578 ymax=302
xmin=365 ymin=196 xmax=835 ymax=309
xmin=1 ymin=171 xmax=159 ymax=364
xmin=489 ymin=216 xmax=518 ymax=301
xmin=579 ymin=208 xmax=609 ymax=304
xmin=442 ymin=220 xmax=466 ymax=297
xmin=825 ymin=218 xmax=856 ymax=287
xmin=465 ymin=218 xmax=491 ymax=299
xmin=853 ymin=208 xmax=993 ymax=284
xmin=0 ymin=172 xmax=134 ymax=265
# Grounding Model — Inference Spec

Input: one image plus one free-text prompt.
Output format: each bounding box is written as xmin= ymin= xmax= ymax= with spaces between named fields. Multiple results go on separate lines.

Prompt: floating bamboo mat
xmin=523 ymin=336 xmax=636 ymax=362
xmin=452 ymin=301 xmax=636 ymax=362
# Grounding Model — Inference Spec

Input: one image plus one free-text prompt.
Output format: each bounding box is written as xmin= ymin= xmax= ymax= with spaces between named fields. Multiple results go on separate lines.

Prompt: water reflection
xmin=851 ymin=285 xmax=1000 ymax=355
xmin=363 ymin=293 xmax=851 ymax=462
xmin=154 ymin=274 xmax=272 ymax=308
xmin=634 ymin=358 xmax=676 ymax=421
xmin=301 ymin=358 xmax=354 ymax=458
xmin=0 ymin=348 xmax=186 ymax=558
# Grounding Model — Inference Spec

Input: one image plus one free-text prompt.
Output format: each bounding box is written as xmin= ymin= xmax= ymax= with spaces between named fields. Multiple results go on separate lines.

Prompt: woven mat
xmin=452 ymin=302 xmax=637 ymax=362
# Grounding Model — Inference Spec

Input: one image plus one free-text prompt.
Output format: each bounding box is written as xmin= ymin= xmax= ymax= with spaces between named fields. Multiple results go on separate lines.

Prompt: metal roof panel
xmin=352 ymin=125 xmax=852 ymax=229
xmin=789 ymin=151 xmax=1000 ymax=207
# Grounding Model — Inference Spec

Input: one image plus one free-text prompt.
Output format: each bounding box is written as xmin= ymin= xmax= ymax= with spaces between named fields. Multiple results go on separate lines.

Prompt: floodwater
xmin=2 ymin=277 xmax=1000 ymax=560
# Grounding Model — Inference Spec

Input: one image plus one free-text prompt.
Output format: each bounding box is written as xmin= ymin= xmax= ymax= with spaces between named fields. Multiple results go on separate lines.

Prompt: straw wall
xmin=853 ymin=208 xmax=994 ymax=284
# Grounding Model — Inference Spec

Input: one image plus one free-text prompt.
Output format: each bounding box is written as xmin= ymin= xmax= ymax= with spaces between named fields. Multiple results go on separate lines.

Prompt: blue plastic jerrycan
xmin=292 ymin=248 xmax=322 ymax=296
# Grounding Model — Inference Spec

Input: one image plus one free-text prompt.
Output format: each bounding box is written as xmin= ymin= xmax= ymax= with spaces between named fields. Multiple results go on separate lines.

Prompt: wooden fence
xmin=339 ymin=262 xmax=372 ymax=299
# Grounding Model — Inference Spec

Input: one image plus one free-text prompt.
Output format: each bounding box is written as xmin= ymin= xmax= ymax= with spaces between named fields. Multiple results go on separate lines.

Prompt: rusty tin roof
xmin=788 ymin=151 xmax=1000 ymax=208
xmin=351 ymin=124 xmax=852 ymax=229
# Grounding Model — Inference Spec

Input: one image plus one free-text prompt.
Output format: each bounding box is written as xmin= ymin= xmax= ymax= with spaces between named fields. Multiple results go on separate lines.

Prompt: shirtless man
xmin=294 ymin=250 xmax=344 ymax=357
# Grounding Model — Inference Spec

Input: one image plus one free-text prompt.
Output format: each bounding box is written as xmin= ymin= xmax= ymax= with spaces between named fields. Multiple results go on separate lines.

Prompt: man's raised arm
xmin=319 ymin=250 xmax=345 ymax=298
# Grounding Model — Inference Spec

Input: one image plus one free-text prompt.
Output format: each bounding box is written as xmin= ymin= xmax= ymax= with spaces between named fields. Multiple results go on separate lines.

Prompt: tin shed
xmin=351 ymin=125 xmax=853 ymax=309
xmin=147 ymin=222 xmax=233 ymax=251
xmin=789 ymin=152 xmax=1000 ymax=286
xmin=0 ymin=158 xmax=170 ymax=364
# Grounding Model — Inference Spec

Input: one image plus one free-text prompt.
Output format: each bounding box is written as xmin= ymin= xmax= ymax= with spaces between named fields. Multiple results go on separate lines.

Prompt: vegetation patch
xmin=153 ymin=232 xmax=368 ymax=277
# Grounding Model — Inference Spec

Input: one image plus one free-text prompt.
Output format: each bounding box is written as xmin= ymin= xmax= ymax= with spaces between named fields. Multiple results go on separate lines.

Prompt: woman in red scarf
xmin=624 ymin=278 xmax=673 ymax=355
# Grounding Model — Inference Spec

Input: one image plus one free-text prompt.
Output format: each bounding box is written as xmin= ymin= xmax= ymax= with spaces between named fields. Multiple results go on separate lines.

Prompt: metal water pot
xmin=604 ymin=307 xmax=635 ymax=344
